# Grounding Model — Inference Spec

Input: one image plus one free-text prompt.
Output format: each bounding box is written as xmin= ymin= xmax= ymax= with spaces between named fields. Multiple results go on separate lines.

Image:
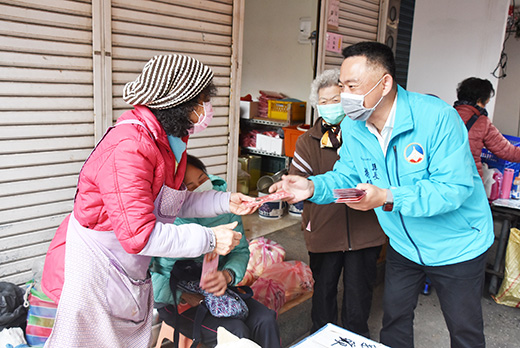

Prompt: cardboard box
xmin=240 ymin=101 xmax=258 ymax=119
xmin=267 ymin=100 xmax=306 ymax=122
xmin=256 ymin=133 xmax=284 ymax=156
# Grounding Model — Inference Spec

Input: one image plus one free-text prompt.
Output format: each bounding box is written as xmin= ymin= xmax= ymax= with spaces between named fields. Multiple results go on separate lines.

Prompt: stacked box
xmin=267 ymin=100 xmax=306 ymax=122
xmin=256 ymin=133 xmax=284 ymax=155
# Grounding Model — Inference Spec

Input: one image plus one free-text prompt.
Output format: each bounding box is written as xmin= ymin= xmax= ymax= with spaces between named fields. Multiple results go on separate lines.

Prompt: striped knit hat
xmin=123 ymin=55 xmax=213 ymax=109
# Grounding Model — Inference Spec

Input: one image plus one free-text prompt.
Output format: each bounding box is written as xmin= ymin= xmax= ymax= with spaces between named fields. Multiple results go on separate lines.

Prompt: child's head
xmin=184 ymin=154 xmax=212 ymax=192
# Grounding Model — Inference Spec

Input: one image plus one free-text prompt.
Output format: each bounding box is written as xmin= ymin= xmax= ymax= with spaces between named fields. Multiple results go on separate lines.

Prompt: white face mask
xmin=341 ymin=76 xmax=385 ymax=122
xmin=193 ymin=178 xmax=213 ymax=192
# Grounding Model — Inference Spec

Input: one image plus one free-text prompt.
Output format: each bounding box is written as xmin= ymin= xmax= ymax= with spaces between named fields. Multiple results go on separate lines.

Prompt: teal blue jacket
xmin=151 ymin=175 xmax=250 ymax=305
xmin=310 ymin=86 xmax=494 ymax=266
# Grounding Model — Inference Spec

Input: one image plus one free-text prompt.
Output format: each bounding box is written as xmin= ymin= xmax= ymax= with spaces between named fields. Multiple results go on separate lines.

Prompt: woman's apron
xmin=44 ymin=120 xmax=187 ymax=348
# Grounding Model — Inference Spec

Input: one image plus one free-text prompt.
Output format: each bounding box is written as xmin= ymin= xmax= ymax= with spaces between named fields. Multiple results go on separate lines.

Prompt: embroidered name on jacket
xmin=404 ymin=143 xmax=425 ymax=164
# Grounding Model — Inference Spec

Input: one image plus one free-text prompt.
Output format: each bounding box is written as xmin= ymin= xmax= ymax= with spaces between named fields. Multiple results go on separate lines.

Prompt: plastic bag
xmin=215 ymin=327 xmax=261 ymax=348
xmin=250 ymin=278 xmax=286 ymax=313
xmin=0 ymin=282 xmax=27 ymax=331
xmin=259 ymin=260 xmax=314 ymax=302
xmin=493 ymin=227 xmax=520 ymax=307
xmin=237 ymin=269 xmax=256 ymax=287
xmin=245 ymin=237 xmax=286 ymax=279
xmin=23 ymin=282 xmax=57 ymax=347
xmin=0 ymin=327 xmax=28 ymax=348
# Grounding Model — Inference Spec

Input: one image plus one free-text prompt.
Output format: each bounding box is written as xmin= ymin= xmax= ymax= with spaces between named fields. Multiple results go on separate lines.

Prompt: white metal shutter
xmin=110 ymin=0 xmax=235 ymax=179
xmin=318 ymin=0 xmax=381 ymax=72
xmin=0 ymin=0 xmax=94 ymax=285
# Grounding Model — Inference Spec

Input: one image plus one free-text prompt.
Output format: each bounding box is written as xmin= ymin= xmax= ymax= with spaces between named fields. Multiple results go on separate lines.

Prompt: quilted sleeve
xmin=96 ymin=138 xmax=158 ymax=254
xmin=483 ymin=120 xmax=520 ymax=163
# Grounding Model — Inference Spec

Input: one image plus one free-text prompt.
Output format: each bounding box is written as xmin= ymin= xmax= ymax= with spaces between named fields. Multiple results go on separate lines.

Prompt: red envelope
xmin=334 ymin=188 xmax=366 ymax=203
xmin=200 ymin=253 xmax=219 ymax=288
xmin=243 ymin=190 xmax=292 ymax=207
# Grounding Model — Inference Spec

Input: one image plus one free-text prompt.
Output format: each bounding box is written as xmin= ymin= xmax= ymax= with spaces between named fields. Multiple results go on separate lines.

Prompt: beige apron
xmin=45 ymin=120 xmax=187 ymax=347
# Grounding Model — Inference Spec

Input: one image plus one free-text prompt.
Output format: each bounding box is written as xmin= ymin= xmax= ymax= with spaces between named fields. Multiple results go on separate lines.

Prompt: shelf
xmin=242 ymin=117 xmax=289 ymax=127
xmin=242 ymin=146 xmax=287 ymax=159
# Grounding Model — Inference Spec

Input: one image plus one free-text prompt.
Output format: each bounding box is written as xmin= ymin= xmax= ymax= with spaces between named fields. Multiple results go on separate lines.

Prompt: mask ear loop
xmin=193 ymin=104 xmax=206 ymax=125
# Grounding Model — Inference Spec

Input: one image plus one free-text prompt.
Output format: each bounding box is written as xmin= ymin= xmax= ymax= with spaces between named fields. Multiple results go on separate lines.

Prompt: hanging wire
xmin=492 ymin=0 xmax=517 ymax=79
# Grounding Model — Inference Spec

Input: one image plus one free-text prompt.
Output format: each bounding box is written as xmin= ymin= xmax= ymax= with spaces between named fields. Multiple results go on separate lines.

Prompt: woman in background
xmin=454 ymin=77 xmax=520 ymax=179
xmin=289 ymin=69 xmax=386 ymax=337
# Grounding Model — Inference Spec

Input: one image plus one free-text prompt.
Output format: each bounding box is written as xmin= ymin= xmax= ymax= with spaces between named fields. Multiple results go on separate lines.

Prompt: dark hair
xmin=151 ymin=82 xmax=217 ymax=137
xmin=342 ymin=41 xmax=396 ymax=79
xmin=456 ymin=77 xmax=495 ymax=105
xmin=186 ymin=154 xmax=207 ymax=174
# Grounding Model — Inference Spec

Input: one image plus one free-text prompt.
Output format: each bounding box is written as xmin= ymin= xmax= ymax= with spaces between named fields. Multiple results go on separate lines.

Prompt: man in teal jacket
xmin=271 ymin=42 xmax=493 ymax=348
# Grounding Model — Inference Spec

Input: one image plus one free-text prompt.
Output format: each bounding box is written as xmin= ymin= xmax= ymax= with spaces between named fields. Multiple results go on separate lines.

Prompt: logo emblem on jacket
xmin=404 ymin=143 xmax=425 ymax=163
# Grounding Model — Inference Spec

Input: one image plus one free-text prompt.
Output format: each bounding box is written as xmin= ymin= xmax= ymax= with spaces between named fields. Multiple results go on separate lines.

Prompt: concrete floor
xmin=250 ymin=213 xmax=520 ymax=348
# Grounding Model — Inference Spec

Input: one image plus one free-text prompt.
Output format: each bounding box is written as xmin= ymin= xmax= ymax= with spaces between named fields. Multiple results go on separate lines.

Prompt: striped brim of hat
xmin=123 ymin=55 xmax=213 ymax=109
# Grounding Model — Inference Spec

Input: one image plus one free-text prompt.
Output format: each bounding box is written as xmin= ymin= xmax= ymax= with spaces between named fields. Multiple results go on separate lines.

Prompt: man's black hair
xmin=186 ymin=154 xmax=207 ymax=174
xmin=456 ymin=77 xmax=495 ymax=105
xmin=342 ymin=41 xmax=396 ymax=79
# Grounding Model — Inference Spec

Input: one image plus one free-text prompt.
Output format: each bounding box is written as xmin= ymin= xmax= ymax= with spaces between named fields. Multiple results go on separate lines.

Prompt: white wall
xmin=241 ymin=0 xmax=317 ymax=121
xmin=407 ymin=0 xmax=509 ymax=120
xmin=493 ymin=36 xmax=520 ymax=135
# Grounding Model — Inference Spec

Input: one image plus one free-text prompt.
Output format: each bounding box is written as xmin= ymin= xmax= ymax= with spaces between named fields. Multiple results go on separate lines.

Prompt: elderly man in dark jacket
xmin=289 ymin=69 xmax=386 ymax=338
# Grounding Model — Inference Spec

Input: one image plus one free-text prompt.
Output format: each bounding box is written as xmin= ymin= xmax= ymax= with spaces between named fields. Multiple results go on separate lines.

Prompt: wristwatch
xmin=382 ymin=189 xmax=394 ymax=212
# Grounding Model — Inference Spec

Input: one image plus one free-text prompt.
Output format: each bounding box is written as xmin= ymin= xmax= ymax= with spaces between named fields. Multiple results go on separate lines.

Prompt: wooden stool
xmin=154 ymin=320 xmax=195 ymax=348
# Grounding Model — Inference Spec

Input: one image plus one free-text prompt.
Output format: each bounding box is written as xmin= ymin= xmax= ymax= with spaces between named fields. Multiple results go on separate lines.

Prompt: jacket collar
xmin=346 ymin=85 xmax=413 ymax=154
xmin=309 ymin=117 xmax=327 ymax=140
xmin=118 ymin=105 xmax=171 ymax=149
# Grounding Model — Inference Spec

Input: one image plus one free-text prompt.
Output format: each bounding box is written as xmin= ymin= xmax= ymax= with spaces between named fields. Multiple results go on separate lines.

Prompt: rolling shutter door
xmin=318 ymin=0 xmax=381 ymax=72
xmin=110 ymin=0 xmax=235 ymax=179
xmin=0 ymin=0 xmax=94 ymax=284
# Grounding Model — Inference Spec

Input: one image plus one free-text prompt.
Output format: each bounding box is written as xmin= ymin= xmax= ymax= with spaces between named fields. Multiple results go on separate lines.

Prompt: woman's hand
xmin=200 ymin=270 xmax=229 ymax=297
xmin=180 ymin=292 xmax=205 ymax=307
xmin=211 ymin=221 xmax=242 ymax=255
xmin=229 ymin=192 xmax=258 ymax=215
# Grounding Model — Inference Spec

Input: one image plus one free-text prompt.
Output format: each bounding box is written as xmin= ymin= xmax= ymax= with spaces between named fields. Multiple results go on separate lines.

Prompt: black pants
xmin=309 ymin=246 xmax=382 ymax=337
xmin=380 ymin=245 xmax=488 ymax=348
xmin=158 ymin=297 xmax=281 ymax=348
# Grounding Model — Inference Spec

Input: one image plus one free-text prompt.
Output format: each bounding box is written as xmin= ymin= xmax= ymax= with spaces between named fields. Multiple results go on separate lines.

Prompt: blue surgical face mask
xmin=341 ymin=76 xmax=385 ymax=122
xmin=316 ymin=103 xmax=345 ymax=125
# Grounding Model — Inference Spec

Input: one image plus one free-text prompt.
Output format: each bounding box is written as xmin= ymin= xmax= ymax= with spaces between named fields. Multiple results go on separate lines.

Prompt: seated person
xmin=454 ymin=77 xmax=520 ymax=180
xmin=151 ymin=154 xmax=281 ymax=348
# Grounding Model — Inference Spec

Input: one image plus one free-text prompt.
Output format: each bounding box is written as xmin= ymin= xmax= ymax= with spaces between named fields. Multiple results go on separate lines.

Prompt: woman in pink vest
xmin=41 ymin=55 xmax=255 ymax=348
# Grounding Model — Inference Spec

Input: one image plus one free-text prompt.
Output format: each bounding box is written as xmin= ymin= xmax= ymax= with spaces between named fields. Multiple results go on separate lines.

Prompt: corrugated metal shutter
xmin=322 ymin=0 xmax=380 ymax=71
xmin=394 ymin=0 xmax=415 ymax=89
xmin=0 ymin=0 xmax=94 ymax=285
xmin=110 ymin=0 xmax=235 ymax=179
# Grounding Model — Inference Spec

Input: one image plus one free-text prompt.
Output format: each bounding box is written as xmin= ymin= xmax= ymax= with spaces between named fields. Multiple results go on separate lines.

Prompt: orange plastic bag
xmin=260 ymin=260 xmax=314 ymax=302
xmin=245 ymin=237 xmax=286 ymax=279
xmin=250 ymin=278 xmax=286 ymax=313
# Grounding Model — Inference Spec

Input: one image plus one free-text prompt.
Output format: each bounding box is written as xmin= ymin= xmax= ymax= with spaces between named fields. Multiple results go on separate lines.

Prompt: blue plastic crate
xmin=481 ymin=134 xmax=520 ymax=177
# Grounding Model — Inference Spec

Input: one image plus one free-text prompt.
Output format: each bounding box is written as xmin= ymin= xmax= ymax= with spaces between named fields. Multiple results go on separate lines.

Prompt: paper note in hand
xmin=243 ymin=190 xmax=292 ymax=207
xmin=200 ymin=253 xmax=219 ymax=288
xmin=333 ymin=188 xmax=367 ymax=203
